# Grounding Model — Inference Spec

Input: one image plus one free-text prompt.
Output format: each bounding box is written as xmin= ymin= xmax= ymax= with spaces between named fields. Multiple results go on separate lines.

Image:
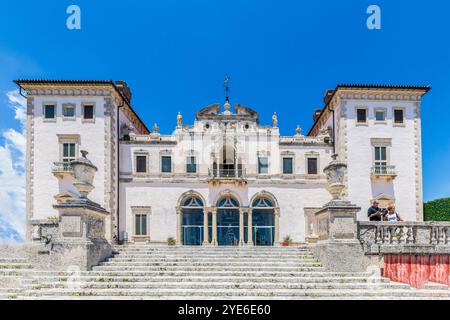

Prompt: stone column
xmin=247 ymin=209 xmax=253 ymax=246
xmin=274 ymin=208 xmax=280 ymax=246
xmin=203 ymin=207 xmax=210 ymax=245
xmin=176 ymin=208 xmax=182 ymax=245
xmin=211 ymin=207 xmax=217 ymax=246
xmin=239 ymin=208 xmax=245 ymax=246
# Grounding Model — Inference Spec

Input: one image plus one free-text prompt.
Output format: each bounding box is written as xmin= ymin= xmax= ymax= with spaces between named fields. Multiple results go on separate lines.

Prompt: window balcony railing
xmin=371 ymin=165 xmax=396 ymax=177
xmin=208 ymin=168 xmax=247 ymax=179
xmin=52 ymin=162 xmax=74 ymax=178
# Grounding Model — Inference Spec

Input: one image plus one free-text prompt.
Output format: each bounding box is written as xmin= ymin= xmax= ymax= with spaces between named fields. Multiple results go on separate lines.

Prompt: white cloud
xmin=0 ymin=90 xmax=26 ymax=243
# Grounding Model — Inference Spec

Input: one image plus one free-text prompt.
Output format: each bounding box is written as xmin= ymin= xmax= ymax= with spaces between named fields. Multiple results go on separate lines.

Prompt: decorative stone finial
xmin=177 ymin=112 xmax=182 ymax=128
xmin=272 ymin=112 xmax=278 ymax=128
xmin=323 ymin=153 xmax=347 ymax=201
xmin=70 ymin=150 xmax=98 ymax=198
xmin=223 ymin=100 xmax=231 ymax=115
xmin=153 ymin=123 xmax=159 ymax=134
xmin=295 ymin=125 xmax=302 ymax=136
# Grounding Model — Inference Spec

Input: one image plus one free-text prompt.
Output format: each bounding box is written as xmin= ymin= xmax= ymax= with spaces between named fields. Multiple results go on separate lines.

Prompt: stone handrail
xmin=358 ymin=221 xmax=450 ymax=254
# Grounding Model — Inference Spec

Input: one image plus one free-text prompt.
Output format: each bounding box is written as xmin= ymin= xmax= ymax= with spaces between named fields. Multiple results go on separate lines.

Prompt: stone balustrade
xmin=358 ymin=221 xmax=450 ymax=254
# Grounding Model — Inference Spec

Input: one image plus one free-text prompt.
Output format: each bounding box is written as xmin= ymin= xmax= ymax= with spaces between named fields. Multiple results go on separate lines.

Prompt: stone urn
xmin=71 ymin=150 xmax=97 ymax=198
xmin=323 ymin=154 xmax=347 ymax=200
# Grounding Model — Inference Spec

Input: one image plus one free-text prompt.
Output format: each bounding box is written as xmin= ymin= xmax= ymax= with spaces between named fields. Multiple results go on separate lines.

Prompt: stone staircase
xmin=0 ymin=258 xmax=34 ymax=300
xmin=3 ymin=245 xmax=450 ymax=299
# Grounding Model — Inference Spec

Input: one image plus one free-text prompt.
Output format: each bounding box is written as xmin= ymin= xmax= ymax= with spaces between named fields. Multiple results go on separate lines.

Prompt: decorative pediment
xmin=195 ymin=104 xmax=220 ymax=119
xmin=234 ymin=104 xmax=259 ymax=122
xmin=195 ymin=103 xmax=259 ymax=123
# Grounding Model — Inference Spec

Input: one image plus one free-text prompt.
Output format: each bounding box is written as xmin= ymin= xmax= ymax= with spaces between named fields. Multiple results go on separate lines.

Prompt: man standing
xmin=367 ymin=200 xmax=385 ymax=221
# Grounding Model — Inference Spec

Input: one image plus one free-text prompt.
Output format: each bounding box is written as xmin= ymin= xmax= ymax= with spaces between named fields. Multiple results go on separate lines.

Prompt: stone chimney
xmin=323 ymin=89 xmax=335 ymax=105
xmin=115 ymin=80 xmax=132 ymax=103
xmin=313 ymin=109 xmax=322 ymax=122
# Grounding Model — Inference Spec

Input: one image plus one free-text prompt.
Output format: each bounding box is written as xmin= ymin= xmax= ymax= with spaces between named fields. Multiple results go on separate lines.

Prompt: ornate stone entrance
xmin=176 ymin=190 xmax=280 ymax=246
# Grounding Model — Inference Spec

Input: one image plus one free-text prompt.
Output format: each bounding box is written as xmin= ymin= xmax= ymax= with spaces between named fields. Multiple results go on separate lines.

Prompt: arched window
xmin=250 ymin=194 xmax=276 ymax=246
xmin=217 ymin=196 xmax=239 ymax=208
xmin=179 ymin=194 xmax=204 ymax=245
xmin=182 ymin=196 xmax=204 ymax=207
xmin=252 ymin=197 xmax=274 ymax=208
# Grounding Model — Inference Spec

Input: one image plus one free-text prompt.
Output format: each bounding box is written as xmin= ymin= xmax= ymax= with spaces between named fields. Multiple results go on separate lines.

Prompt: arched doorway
xmin=251 ymin=195 xmax=276 ymax=246
xmin=180 ymin=195 xmax=204 ymax=245
xmin=216 ymin=195 xmax=240 ymax=246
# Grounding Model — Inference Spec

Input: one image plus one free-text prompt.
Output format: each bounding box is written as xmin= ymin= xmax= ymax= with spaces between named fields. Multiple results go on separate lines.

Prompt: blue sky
xmin=0 ymin=0 xmax=450 ymax=240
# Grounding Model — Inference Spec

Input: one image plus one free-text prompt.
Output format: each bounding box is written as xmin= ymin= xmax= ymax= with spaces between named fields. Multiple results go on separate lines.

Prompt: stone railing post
xmin=310 ymin=154 xmax=365 ymax=272
xmin=49 ymin=150 xmax=112 ymax=271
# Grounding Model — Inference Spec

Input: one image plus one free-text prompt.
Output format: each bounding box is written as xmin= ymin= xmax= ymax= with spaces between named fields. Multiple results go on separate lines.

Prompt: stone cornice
xmin=15 ymin=82 xmax=149 ymax=134
xmin=308 ymin=88 xmax=427 ymax=137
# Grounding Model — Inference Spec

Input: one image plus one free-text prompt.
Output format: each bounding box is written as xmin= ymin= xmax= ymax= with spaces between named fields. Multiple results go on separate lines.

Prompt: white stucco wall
xmin=342 ymin=99 xmax=421 ymax=221
xmin=31 ymin=96 xmax=107 ymax=220
xmin=119 ymin=182 xmax=331 ymax=243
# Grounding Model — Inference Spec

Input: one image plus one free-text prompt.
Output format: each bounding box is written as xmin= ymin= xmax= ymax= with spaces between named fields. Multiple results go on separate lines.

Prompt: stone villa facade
xmin=15 ymin=80 xmax=430 ymax=246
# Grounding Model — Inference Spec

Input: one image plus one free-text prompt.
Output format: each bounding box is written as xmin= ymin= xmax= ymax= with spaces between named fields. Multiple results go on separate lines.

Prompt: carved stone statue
xmin=177 ymin=112 xmax=182 ymax=128
xmin=295 ymin=125 xmax=302 ymax=136
xmin=272 ymin=112 xmax=278 ymax=128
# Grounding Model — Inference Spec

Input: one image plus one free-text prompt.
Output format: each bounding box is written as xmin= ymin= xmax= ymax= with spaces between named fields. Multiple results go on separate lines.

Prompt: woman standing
xmin=384 ymin=205 xmax=402 ymax=222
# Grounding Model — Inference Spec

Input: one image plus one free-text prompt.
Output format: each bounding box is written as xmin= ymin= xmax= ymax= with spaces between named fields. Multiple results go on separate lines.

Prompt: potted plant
xmin=282 ymin=235 xmax=292 ymax=246
xmin=167 ymin=237 xmax=176 ymax=246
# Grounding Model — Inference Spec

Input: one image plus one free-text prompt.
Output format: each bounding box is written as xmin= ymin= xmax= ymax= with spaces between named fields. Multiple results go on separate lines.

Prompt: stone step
xmin=108 ymin=255 xmax=317 ymax=263
xmin=0 ymin=258 xmax=28 ymax=263
xmin=113 ymin=245 xmax=309 ymax=249
xmin=112 ymin=251 xmax=313 ymax=254
xmin=99 ymin=261 xmax=322 ymax=267
xmin=17 ymin=295 xmax=450 ymax=300
xmin=23 ymin=281 xmax=411 ymax=290
xmin=112 ymin=254 xmax=312 ymax=259
xmin=0 ymin=263 xmax=33 ymax=270
xmin=91 ymin=266 xmax=325 ymax=272
xmin=0 ymin=269 xmax=378 ymax=278
xmin=423 ymin=282 xmax=450 ymax=290
xmin=20 ymin=276 xmax=391 ymax=284
xmin=113 ymin=248 xmax=311 ymax=253
xmin=21 ymin=288 xmax=450 ymax=298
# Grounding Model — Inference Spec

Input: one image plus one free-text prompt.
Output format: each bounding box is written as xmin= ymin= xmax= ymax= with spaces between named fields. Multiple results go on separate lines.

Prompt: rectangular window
xmin=394 ymin=109 xmax=404 ymax=124
xmin=356 ymin=108 xmax=367 ymax=123
xmin=135 ymin=214 xmax=147 ymax=236
xmin=161 ymin=156 xmax=172 ymax=173
xmin=63 ymin=105 xmax=75 ymax=118
xmin=374 ymin=146 xmax=387 ymax=167
xmin=44 ymin=105 xmax=56 ymax=119
xmin=258 ymin=157 xmax=268 ymax=174
xmin=282 ymin=157 xmax=293 ymax=174
xmin=186 ymin=156 xmax=197 ymax=173
xmin=62 ymin=143 xmax=76 ymax=163
xmin=135 ymin=155 xmax=147 ymax=173
xmin=307 ymin=158 xmax=318 ymax=175
xmin=83 ymin=105 xmax=94 ymax=120
xmin=375 ymin=110 xmax=385 ymax=121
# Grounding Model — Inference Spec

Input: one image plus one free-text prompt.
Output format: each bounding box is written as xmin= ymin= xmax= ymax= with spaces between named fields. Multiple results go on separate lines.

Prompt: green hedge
xmin=424 ymin=198 xmax=450 ymax=221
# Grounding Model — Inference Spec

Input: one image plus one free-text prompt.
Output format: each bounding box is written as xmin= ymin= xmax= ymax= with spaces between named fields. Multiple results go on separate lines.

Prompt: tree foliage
xmin=424 ymin=198 xmax=450 ymax=221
